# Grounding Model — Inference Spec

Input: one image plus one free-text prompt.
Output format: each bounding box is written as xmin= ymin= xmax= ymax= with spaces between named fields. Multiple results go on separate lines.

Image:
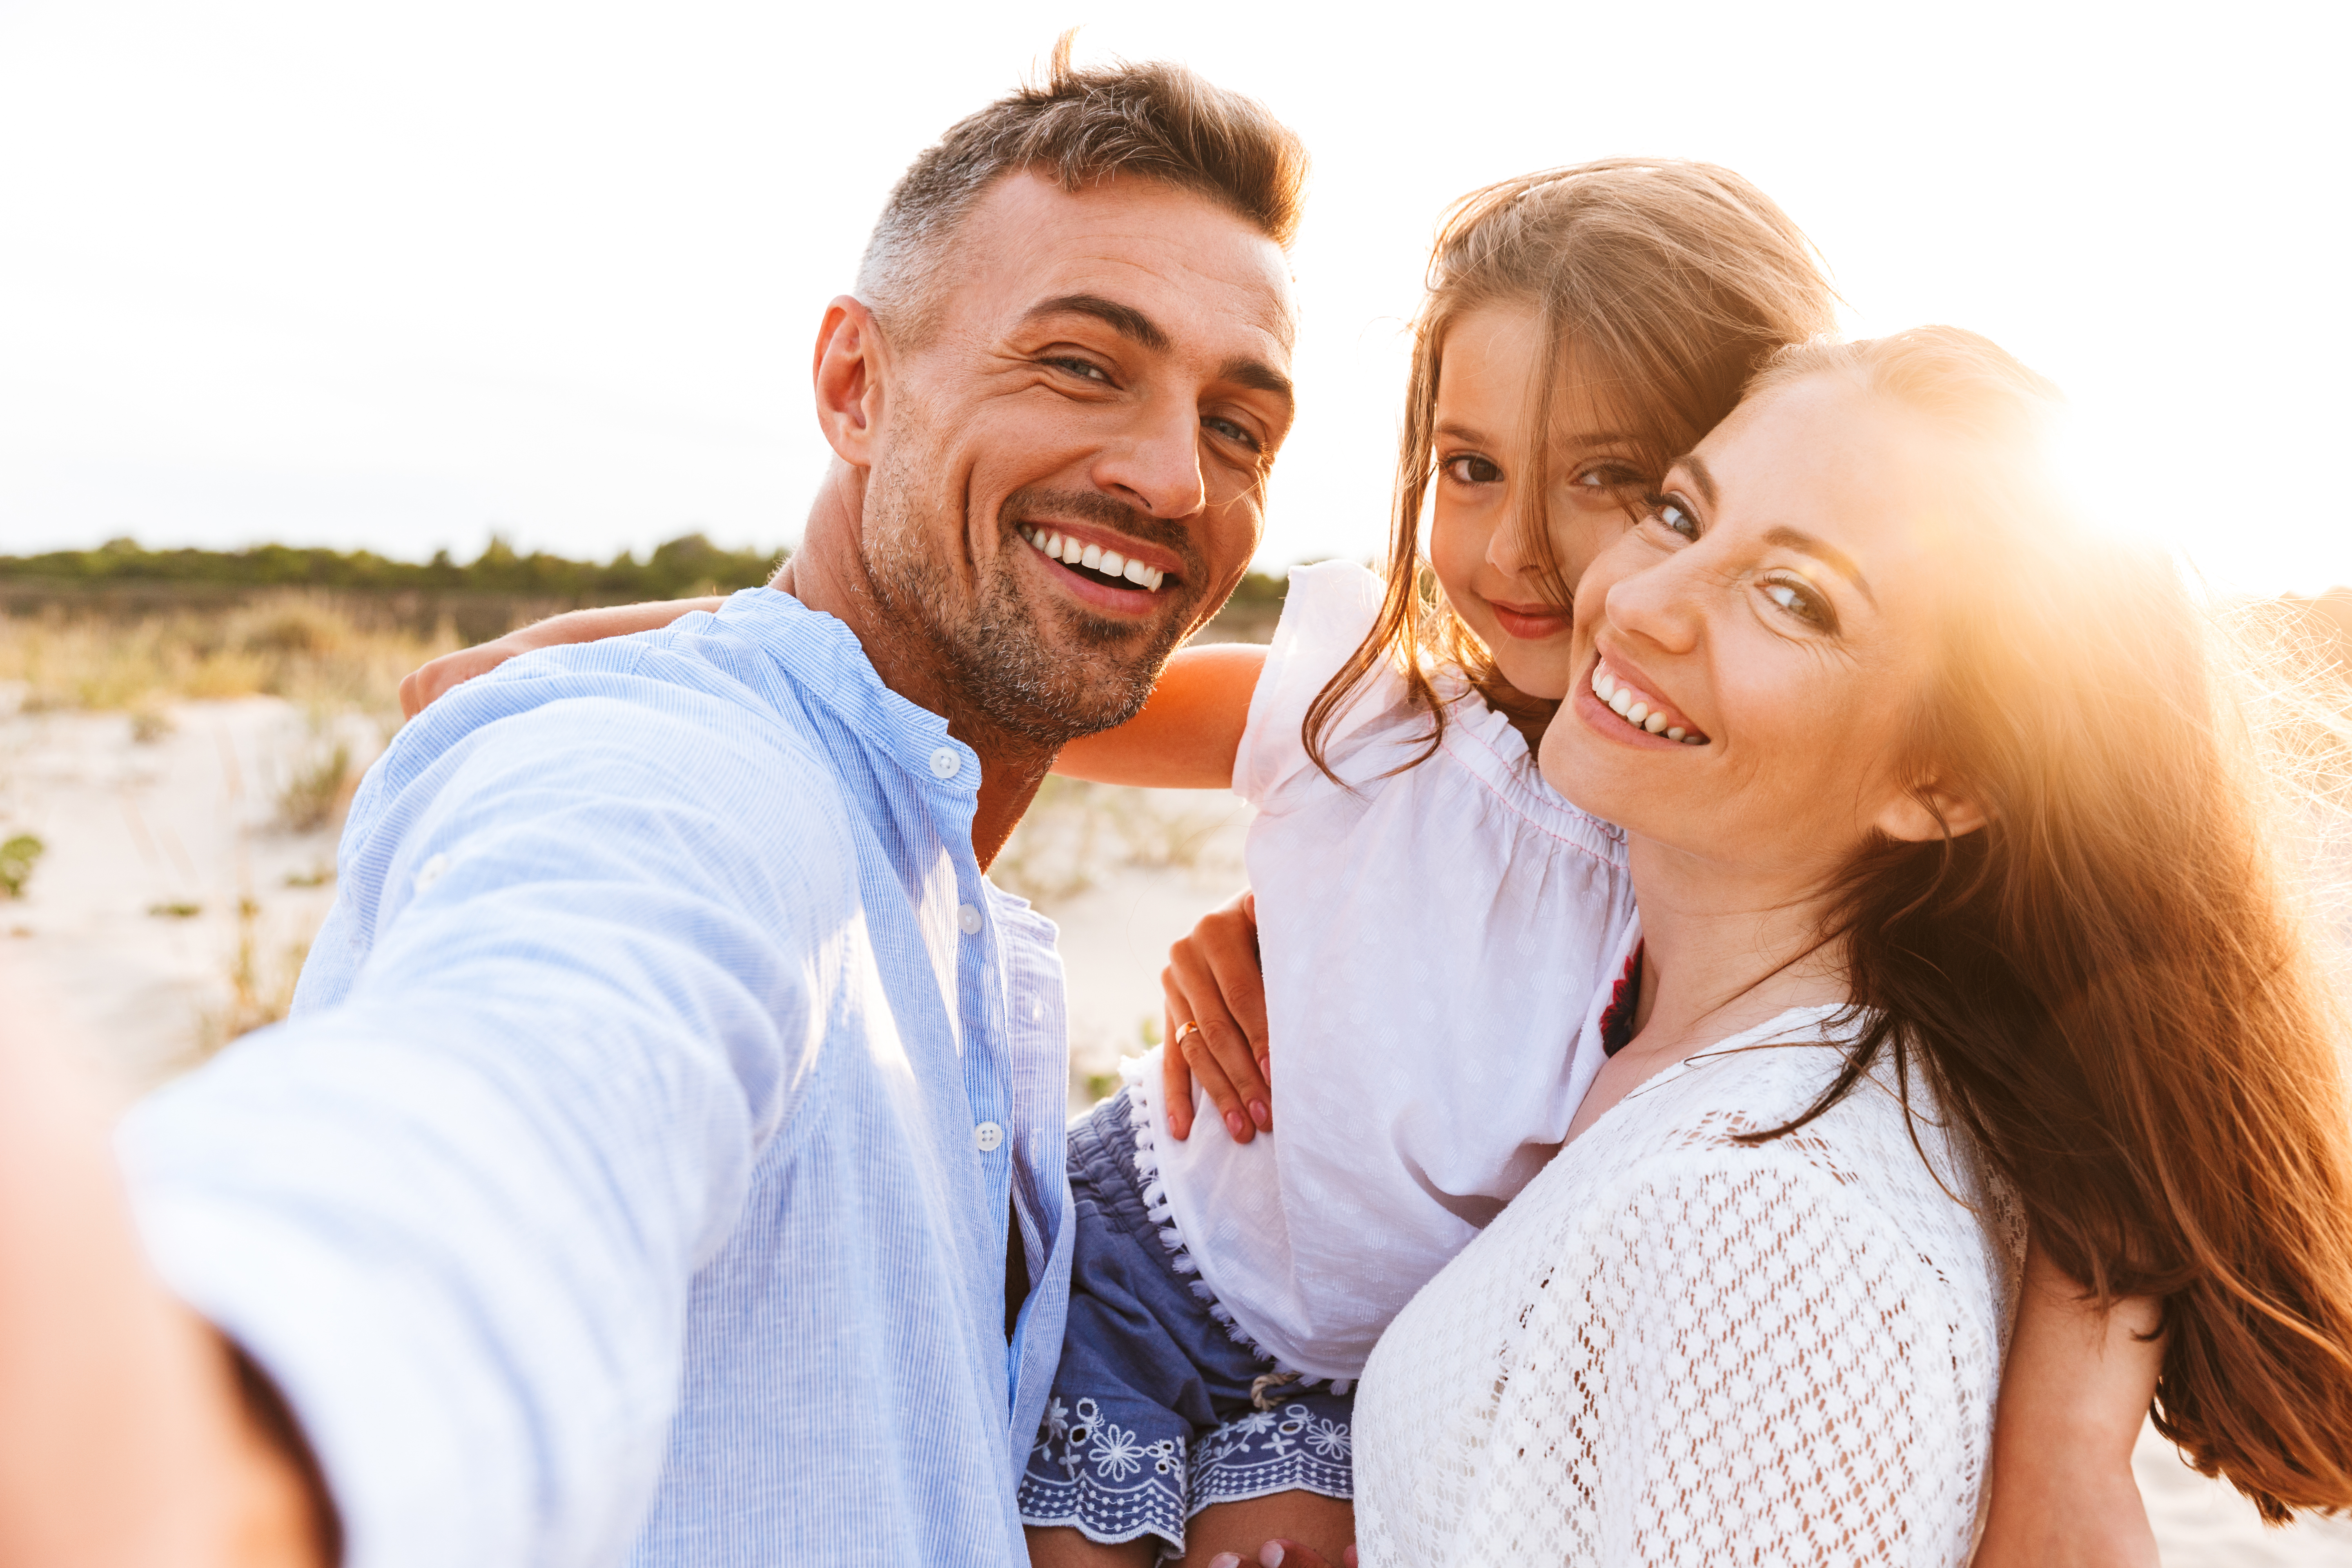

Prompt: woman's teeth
xmin=1591 ymin=664 xmax=1706 ymax=745
xmin=1019 ymin=526 xmax=1166 ymax=591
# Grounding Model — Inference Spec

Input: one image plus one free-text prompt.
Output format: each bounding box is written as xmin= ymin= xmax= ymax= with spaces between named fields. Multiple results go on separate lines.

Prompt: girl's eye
xmin=1575 ymin=463 xmax=1646 ymax=490
xmin=1763 ymin=575 xmax=1832 ymax=629
xmin=1444 ymin=454 xmax=1503 ymax=485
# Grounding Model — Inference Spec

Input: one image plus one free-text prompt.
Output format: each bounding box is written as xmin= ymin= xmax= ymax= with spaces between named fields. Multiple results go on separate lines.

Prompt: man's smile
xmin=1015 ymin=520 xmax=1182 ymax=610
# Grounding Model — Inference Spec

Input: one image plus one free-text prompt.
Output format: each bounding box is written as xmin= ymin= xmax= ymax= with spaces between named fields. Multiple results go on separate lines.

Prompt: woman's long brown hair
xmin=1751 ymin=328 xmax=2352 ymax=1520
xmin=1305 ymin=159 xmax=1838 ymax=776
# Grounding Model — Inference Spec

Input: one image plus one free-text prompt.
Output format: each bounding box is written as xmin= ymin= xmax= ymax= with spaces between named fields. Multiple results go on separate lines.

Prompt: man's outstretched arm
xmin=111 ymin=688 xmax=848 ymax=1567
xmin=0 ymin=965 xmax=334 ymax=1567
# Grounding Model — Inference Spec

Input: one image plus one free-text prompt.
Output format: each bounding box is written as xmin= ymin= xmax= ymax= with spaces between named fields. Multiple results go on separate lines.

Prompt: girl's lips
xmin=1486 ymin=599 xmax=1571 ymax=641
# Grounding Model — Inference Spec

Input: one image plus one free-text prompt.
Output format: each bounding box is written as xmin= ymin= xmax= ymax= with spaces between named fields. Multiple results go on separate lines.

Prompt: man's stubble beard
xmin=862 ymin=443 xmax=1203 ymax=746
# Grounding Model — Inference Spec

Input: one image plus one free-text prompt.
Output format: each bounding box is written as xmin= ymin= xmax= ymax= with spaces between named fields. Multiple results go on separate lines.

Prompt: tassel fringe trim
xmin=1115 ymin=1056 xmax=1351 ymax=1396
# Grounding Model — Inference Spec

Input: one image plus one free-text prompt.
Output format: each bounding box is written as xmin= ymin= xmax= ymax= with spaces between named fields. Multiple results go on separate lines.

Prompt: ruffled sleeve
xmin=1231 ymin=560 xmax=1417 ymax=811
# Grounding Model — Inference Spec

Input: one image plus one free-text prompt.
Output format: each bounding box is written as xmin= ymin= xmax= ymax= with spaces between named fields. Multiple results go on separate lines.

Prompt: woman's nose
xmin=1603 ymin=544 xmax=1706 ymax=654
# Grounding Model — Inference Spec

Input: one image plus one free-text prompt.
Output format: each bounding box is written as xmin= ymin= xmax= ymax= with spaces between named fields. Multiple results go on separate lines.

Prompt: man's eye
xmin=1443 ymin=455 xmax=1503 ymax=485
xmin=1047 ymin=357 xmax=1111 ymax=383
xmin=1204 ymin=416 xmax=1261 ymax=452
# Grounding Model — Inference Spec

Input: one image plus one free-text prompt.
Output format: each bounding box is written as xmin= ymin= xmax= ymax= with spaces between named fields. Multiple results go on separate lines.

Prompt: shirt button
xmin=414 ymin=853 xmax=450 ymax=893
xmin=957 ymin=903 xmax=982 ymax=936
xmin=973 ymin=1121 xmax=1005 ymax=1153
xmin=929 ymin=746 xmax=961 ymax=780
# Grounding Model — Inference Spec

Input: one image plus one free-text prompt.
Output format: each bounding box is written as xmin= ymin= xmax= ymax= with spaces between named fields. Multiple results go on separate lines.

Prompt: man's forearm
xmin=0 ymin=970 xmax=331 ymax=1568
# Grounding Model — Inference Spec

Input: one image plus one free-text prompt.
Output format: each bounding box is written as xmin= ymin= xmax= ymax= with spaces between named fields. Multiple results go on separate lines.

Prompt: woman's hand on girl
xmin=1160 ymin=890 xmax=1273 ymax=1142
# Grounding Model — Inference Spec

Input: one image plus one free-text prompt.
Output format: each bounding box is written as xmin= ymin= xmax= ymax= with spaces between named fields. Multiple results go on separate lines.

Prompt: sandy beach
xmin=5 ymin=691 xmax=2348 ymax=1565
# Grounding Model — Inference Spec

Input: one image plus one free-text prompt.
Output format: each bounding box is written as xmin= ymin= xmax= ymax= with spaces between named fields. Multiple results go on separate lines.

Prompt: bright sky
xmin=0 ymin=0 xmax=2343 ymax=592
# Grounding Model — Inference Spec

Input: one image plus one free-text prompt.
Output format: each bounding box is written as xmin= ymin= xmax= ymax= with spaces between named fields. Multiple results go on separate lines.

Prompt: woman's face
xmin=1537 ymin=372 xmax=1959 ymax=882
xmin=1426 ymin=304 xmax=1653 ymax=701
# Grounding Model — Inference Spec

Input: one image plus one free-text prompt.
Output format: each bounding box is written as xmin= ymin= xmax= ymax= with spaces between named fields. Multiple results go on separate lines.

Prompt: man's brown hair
xmin=856 ymin=33 xmax=1309 ymax=341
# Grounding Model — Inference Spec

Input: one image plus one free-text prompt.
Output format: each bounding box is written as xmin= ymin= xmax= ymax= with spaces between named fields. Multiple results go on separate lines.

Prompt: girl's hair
xmin=1755 ymin=326 xmax=2352 ymax=1520
xmin=1305 ymin=159 xmax=1839 ymax=774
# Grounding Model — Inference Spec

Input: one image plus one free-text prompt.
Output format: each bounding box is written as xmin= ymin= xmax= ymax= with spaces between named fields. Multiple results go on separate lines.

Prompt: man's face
xmin=860 ymin=170 xmax=1296 ymax=743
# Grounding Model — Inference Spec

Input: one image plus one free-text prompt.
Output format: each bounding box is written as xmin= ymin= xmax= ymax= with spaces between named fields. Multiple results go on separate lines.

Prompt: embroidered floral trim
xmin=1018 ymin=1395 xmax=1188 ymax=1552
xmin=1188 ymin=1401 xmax=1355 ymax=1517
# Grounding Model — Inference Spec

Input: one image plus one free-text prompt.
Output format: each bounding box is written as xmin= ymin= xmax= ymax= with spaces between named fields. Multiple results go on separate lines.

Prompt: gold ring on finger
xmin=1173 ymin=1020 xmax=1203 ymax=1050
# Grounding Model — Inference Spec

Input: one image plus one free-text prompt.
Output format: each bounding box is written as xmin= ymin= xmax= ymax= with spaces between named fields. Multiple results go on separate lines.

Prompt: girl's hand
xmin=397 ymin=595 xmax=729 ymax=720
xmin=400 ymin=633 xmax=532 ymax=719
xmin=1160 ymin=890 xmax=1272 ymax=1143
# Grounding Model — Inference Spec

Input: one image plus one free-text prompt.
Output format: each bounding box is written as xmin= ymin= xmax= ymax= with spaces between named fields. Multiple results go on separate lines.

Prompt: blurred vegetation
xmin=0 ymin=532 xmax=784 ymax=601
xmin=0 ymin=594 xmax=461 ymax=727
xmin=0 ymin=834 xmax=43 ymax=899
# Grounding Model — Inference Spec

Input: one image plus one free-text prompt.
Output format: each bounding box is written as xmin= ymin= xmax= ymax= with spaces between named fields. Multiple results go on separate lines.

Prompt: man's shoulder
xmin=343 ymin=620 xmax=869 ymax=890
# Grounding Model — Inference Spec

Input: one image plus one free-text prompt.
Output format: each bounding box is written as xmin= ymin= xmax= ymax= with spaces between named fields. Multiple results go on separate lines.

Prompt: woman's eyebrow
xmin=1765 ymin=525 xmax=1878 ymax=608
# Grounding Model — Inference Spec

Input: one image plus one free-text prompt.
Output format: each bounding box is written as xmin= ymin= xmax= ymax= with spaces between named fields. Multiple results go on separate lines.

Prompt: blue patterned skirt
xmin=1016 ymin=1090 xmax=1353 ymax=1558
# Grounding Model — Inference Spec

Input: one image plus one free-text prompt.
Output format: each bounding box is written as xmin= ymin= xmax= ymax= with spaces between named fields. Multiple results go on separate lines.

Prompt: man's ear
xmin=1875 ymin=779 xmax=1989 ymax=844
xmin=812 ymin=295 xmax=890 ymax=468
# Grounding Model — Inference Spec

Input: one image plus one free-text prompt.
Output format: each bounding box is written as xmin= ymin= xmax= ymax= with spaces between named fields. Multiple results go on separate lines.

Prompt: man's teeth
xmin=1592 ymin=664 xmax=1706 ymax=745
xmin=1019 ymin=526 xmax=1165 ymax=590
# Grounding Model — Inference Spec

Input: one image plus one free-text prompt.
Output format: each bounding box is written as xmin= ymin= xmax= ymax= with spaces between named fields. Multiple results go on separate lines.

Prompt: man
xmin=3 ymin=49 xmax=1304 ymax=1567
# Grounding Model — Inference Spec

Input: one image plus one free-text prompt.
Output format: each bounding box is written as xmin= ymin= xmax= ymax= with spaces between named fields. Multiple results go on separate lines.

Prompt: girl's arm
xmin=1050 ymin=643 xmax=1266 ymax=788
xmin=398 ymin=597 xmax=725 ymax=719
xmin=1974 ymin=1243 xmax=2163 ymax=1567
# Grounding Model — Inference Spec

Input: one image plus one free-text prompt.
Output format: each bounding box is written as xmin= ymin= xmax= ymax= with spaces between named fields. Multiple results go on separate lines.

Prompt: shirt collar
xmin=714 ymin=586 xmax=980 ymax=793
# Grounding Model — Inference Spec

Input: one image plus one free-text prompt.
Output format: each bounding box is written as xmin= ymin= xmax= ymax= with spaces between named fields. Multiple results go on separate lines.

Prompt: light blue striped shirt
xmin=117 ymin=588 xmax=1076 ymax=1568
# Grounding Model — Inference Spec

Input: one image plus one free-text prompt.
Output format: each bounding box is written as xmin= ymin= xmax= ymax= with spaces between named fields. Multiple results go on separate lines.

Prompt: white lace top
xmin=1127 ymin=561 xmax=1640 ymax=1379
xmin=1353 ymin=1007 xmax=2026 ymax=1568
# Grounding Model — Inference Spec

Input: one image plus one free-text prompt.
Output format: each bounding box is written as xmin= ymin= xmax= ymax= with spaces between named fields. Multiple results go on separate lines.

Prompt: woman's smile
xmin=1582 ymin=652 xmax=1708 ymax=744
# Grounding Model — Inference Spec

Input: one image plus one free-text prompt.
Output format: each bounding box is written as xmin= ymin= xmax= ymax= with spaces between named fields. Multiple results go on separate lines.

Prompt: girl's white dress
xmin=1129 ymin=561 xmax=1639 ymax=1380
xmin=1351 ymin=1007 xmax=2027 ymax=1567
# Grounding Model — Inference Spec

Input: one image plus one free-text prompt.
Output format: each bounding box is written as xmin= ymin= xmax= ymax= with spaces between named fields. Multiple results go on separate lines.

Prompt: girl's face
xmin=1426 ymin=304 xmax=1654 ymax=701
xmin=1538 ymin=372 xmax=1966 ymax=883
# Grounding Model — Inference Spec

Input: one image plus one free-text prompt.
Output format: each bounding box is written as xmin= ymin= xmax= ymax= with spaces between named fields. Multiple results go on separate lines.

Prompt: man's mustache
xmin=998 ymin=486 xmax=1209 ymax=584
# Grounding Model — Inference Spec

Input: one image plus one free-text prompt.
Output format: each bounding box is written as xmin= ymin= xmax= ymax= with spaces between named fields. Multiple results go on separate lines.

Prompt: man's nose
xmin=1091 ymin=397 xmax=1209 ymax=520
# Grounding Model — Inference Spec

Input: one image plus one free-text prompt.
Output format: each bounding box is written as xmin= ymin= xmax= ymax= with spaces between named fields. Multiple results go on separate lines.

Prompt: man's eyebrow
xmin=1221 ymin=355 xmax=1294 ymax=407
xmin=1766 ymin=526 xmax=1878 ymax=608
xmin=1022 ymin=293 xmax=1170 ymax=353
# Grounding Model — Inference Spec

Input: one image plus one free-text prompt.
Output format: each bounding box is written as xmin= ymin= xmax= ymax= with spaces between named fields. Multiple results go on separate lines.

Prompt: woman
xmin=1325 ymin=327 xmax=2352 ymax=1563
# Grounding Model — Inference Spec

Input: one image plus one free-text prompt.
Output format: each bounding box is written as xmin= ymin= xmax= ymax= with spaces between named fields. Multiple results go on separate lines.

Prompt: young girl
xmin=405 ymin=162 xmax=2173 ymax=1564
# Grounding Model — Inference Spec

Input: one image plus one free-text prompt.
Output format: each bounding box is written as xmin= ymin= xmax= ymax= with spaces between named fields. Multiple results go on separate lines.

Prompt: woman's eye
xmin=1444 ymin=455 xmax=1503 ymax=485
xmin=1647 ymin=497 xmax=1698 ymax=539
xmin=1763 ymin=577 xmax=1830 ymax=628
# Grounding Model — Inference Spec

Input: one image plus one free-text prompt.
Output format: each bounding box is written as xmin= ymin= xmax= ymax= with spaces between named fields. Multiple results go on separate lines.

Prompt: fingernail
xmin=1250 ymin=1099 xmax=1270 ymax=1131
xmin=1207 ymin=1557 xmax=1241 ymax=1568
xmin=1225 ymin=1110 xmax=1247 ymax=1139
xmin=1260 ymin=1547 xmax=1286 ymax=1568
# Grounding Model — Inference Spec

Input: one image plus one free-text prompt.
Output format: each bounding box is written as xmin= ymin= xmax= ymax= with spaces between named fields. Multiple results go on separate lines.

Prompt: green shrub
xmin=0 ymin=835 xmax=42 ymax=899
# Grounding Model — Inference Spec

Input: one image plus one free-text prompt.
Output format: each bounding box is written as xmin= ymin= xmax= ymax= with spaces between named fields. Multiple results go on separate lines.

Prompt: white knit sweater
xmin=1352 ymin=1006 xmax=2026 ymax=1567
